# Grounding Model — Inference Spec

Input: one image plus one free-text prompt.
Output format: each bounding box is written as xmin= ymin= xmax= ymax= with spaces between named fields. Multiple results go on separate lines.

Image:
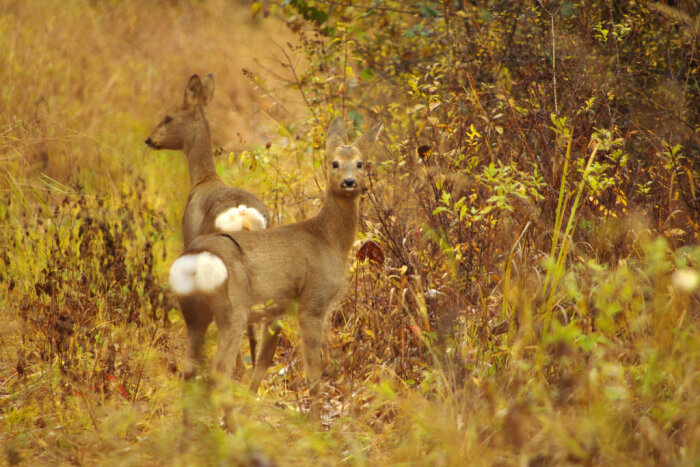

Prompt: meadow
xmin=1 ymin=0 xmax=699 ymax=465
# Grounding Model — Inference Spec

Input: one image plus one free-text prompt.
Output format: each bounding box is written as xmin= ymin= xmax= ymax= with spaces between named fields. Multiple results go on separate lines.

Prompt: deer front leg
xmin=249 ymin=320 xmax=282 ymax=393
xmin=298 ymin=313 xmax=325 ymax=422
xmin=247 ymin=323 xmax=258 ymax=368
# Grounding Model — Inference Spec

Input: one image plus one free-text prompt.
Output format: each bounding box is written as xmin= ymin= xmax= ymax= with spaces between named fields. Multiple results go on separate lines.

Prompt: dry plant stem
xmin=550 ymin=10 xmax=558 ymax=114
xmin=242 ymin=65 xmax=290 ymax=117
xmin=537 ymin=0 xmax=559 ymax=114
xmin=365 ymin=170 xmax=413 ymax=268
xmin=78 ymin=390 xmax=100 ymax=432
xmin=342 ymin=29 xmax=348 ymax=117
xmin=275 ymin=43 xmax=326 ymax=193
xmin=275 ymin=42 xmax=317 ymax=122
xmin=501 ymin=221 xmax=532 ymax=318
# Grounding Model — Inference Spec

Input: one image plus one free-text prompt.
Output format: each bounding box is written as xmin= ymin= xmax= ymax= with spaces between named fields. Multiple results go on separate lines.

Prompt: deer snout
xmin=145 ymin=137 xmax=160 ymax=149
xmin=342 ymin=178 xmax=357 ymax=188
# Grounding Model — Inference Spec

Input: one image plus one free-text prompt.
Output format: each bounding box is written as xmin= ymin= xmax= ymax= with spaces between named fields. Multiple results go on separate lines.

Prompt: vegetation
xmin=1 ymin=0 xmax=698 ymax=464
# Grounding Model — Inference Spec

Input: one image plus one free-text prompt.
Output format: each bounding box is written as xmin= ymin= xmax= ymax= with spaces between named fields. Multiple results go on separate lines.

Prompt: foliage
xmin=1 ymin=0 xmax=699 ymax=465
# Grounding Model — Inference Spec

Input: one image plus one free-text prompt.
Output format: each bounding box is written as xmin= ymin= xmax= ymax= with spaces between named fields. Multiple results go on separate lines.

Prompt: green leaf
xmin=561 ymin=2 xmax=575 ymax=18
xmin=417 ymin=2 xmax=440 ymax=18
xmin=360 ymin=68 xmax=376 ymax=81
xmin=348 ymin=111 xmax=365 ymax=131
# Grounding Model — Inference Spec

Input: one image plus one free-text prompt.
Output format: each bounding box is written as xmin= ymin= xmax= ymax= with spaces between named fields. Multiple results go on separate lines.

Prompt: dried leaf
xmin=356 ymin=240 xmax=385 ymax=266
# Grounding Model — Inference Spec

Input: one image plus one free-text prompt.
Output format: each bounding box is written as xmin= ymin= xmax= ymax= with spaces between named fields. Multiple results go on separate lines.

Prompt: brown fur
xmin=174 ymin=117 xmax=382 ymax=420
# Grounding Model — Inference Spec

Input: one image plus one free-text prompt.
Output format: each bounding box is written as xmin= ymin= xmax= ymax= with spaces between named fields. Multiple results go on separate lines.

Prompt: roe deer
xmin=145 ymin=73 xmax=269 ymax=247
xmin=146 ymin=73 xmax=268 ymax=370
xmin=168 ymin=117 xmax=382 ymax=420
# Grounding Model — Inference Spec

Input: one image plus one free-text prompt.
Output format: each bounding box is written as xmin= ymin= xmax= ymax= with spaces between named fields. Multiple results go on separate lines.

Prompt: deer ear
xmin=325 ymin=117 xmax=347 ymax=156
xmin=353 ymin=123 xmax=383 ymax=158
xmin=201 ymin=73 xmax=215 ymax=106
xmin=184 ymin=74 xmax=202 ymax=108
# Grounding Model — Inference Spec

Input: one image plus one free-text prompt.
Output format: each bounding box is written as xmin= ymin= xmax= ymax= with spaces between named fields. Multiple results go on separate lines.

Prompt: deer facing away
xmin=145 ymin=73 xmax=269 ymax=247
xmin=168 ymin=117 xmax=382 ymax=420
xmin=145 ymin=73 xmax=268 ymax=368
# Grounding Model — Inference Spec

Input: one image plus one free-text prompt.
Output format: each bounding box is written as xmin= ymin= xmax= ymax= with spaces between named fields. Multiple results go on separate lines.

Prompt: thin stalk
xmin=501 ymin=221 xmax=532 ymax=320
xmin=543 ymin=133 xmax=573 ymax=294
xmin=544 ymin=143 xmax=600 ymax=329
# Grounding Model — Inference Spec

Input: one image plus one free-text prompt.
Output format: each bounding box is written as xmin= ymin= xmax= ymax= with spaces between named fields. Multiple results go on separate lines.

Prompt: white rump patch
xmin=169 ymin=252 xmax=227 ymax=296
xmin=214 ymin=204 xmax=267 ymax=232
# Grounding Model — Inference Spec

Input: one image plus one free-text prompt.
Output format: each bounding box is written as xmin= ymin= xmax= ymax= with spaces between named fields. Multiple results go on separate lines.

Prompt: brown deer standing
xmin=168 ymin=117 xmax=382 ymax=420
xmin=145 ymin=73 xmax=268 ymax=372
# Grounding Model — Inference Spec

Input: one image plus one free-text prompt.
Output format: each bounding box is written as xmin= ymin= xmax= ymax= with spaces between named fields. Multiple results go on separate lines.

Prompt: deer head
xmin=324 ymin=117 xmax=383 ymax=198
xmin=145 ymin=73 xmax=215 ymax=151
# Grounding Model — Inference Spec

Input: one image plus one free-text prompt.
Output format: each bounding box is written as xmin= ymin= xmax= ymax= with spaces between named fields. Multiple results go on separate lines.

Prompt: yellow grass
xmin=1 ymin=1 xmax=699 ymax=465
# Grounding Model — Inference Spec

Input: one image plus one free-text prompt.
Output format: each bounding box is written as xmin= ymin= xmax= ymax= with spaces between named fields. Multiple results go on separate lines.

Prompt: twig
xmin=536 ymin=0 xmax=560 ymax=114
xmin=78 ymin=390 xmax=100 ymax=431
xmin=275 ymin=42 xmax=318 ymax=123
xmin=342 ymin=28 xmax=349 ymax=117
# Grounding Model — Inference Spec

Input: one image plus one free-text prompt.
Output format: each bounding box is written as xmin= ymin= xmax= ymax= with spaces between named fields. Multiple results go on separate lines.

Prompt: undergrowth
xmin=1 ymin=0 xmax=699 ymax=465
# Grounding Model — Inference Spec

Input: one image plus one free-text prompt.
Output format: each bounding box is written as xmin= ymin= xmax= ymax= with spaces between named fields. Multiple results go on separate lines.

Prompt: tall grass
xmin=1 ymin=0 xmax=699 ymax=465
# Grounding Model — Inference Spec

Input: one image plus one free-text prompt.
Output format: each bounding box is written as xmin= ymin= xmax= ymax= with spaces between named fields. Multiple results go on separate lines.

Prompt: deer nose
xmin=342 ymin=178 xmax=357 ymax=188
xmin=145 ymin=137 xmax=152 ymax=146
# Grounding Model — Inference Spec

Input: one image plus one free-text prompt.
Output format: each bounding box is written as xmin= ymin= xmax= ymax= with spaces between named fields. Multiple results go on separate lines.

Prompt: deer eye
xmin=332 ymin=161 xmax=339 ymax=169
xmin=164 ymin=116 xmax=173 ymax=124
xmin=356 ymin=161 xmax=363 ymax=169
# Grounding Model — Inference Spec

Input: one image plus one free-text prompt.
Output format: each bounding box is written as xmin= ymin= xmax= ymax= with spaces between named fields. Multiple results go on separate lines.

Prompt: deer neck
xmin=183 ymin=117 xmax=218 ymax=186
xmin=316 ymin=191 xmax=361 ymax=258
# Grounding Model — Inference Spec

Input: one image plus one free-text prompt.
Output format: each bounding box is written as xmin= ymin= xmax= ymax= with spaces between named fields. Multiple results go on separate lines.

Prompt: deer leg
xmin=180 ymin=295 xmax=213 ymax=380
xmin=232 ymin=323 xmax=258 ymax=379
xmin=248 ymin=320 xmax=282 ymax=393
xmin=248 ymin=324 xmax=258 ymax=368
xmin=212 ymin=320 xmax=246 ymax=378
xmin=211 ymin=298 xmax=247 ymax=378
xmin=184 ymin=324 xmax=208 ymax=380
xmin=298 ymin=313 xmax=325 ymax=421
xmin=179 ymin=296 xmax=213 ymax=430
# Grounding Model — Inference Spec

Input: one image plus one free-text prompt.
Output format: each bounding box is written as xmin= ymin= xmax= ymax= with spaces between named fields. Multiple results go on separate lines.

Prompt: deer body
xmin=169 ymin=117 xmax=382 ymax=420
xmin=182 ymin=175 xmax=268 ymax=248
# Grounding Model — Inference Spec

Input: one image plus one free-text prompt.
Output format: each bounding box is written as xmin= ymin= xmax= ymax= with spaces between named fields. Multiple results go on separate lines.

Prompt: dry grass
xmin=1 ymin=1 xmax=699 ymax=466
xmin=1 ymin=0 xmax=304 ymax=185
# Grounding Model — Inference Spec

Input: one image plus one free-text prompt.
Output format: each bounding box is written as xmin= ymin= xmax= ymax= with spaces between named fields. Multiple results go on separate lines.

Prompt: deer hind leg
xmin=232 ymin=323 xmax=258 ymax=379
xmin=211 ymin=292 xmax=248 ymax=378
xmin=248 ymin=320 xmax=282 ymax=393
xmin=298 ymin=313 xmax=325 ymax=421
xmin=180 ymin=295 xmax=213 ymax=380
